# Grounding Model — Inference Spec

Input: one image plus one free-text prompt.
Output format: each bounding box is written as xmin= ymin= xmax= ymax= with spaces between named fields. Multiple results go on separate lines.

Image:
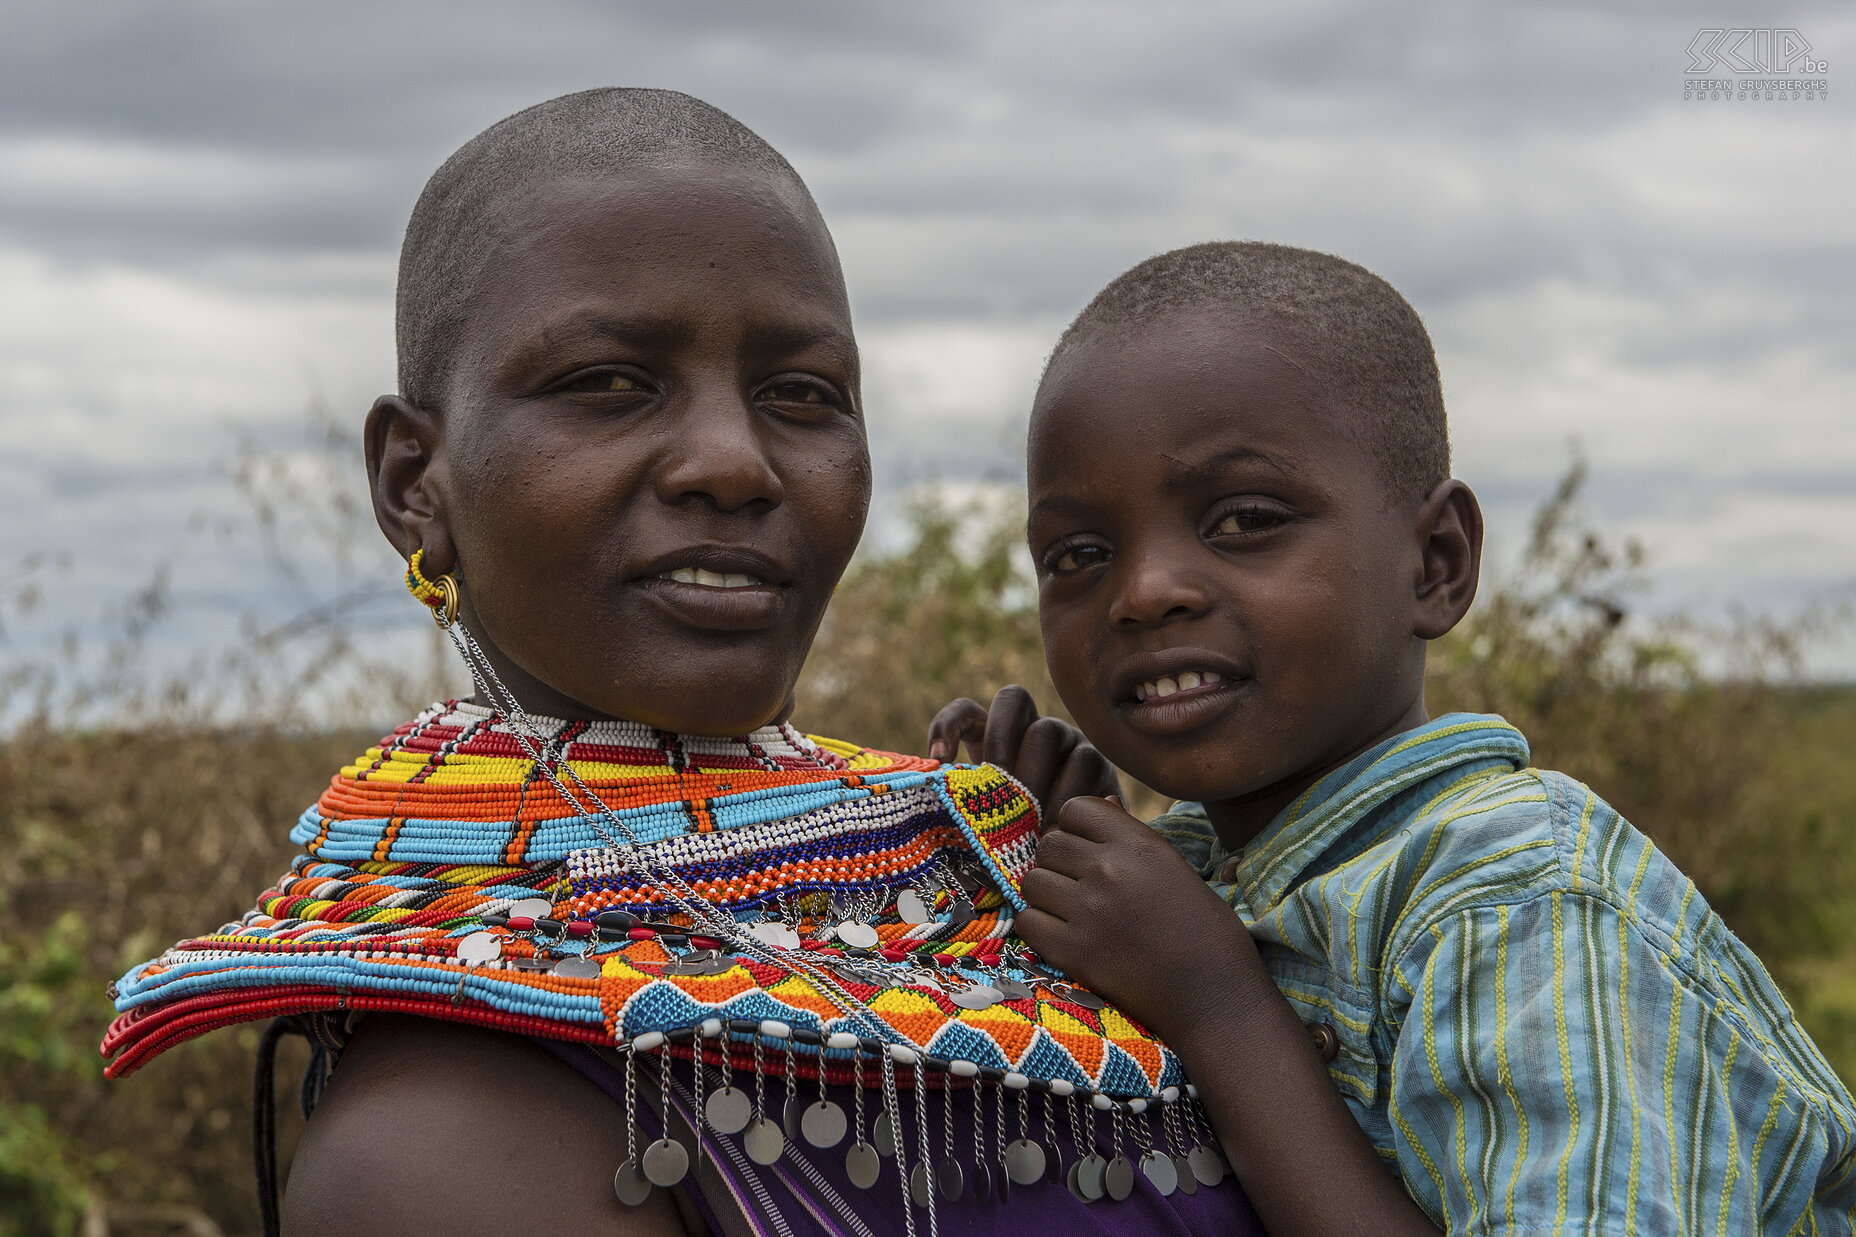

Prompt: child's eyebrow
xmin=1159 ymin=445 xmax=1298 ymax=477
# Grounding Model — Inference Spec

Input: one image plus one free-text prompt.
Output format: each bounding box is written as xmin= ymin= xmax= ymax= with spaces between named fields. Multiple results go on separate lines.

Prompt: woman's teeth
xmin=1134 ymin=670 xmax=1224 ymax=702
xmin=659 ymin=567 xmax=764 ymax=589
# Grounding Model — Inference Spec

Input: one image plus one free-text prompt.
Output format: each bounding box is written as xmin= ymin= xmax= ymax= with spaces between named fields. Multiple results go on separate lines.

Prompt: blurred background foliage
xmin=1 ymin=427 xmax=1851 ymax=1235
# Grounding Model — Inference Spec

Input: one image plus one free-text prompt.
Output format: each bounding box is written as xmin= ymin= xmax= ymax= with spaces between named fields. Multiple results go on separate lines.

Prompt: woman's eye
xmin=1211 ymin=507 xmax=1282 ymax=536
xmin=1047 ymin=544 xmax=1111 ymax=573
xmin=560 ymin=370 xmax=646 ymax=393
xmin=761 ymin=380 xmax=843 ymax=412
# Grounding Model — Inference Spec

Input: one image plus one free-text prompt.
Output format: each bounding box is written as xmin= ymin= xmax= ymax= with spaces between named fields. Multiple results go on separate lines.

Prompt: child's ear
xmin=364 ymin=394 xmax=456 ymax=574
xmin=1411 ymin=479 xmax=1483 ymax=640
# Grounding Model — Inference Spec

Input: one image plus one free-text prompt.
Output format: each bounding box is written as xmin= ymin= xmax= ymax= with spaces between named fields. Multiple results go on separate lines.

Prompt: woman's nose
xmin=654 ymin=399 xmax=785 ymax=513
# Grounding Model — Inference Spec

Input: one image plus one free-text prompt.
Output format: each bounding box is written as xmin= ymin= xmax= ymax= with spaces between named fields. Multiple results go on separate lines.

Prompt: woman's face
xmin=368 ymin=163 xmax=871 ymax=734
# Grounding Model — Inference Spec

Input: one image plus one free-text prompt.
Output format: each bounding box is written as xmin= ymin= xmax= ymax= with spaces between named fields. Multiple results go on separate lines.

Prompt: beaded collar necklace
xmin=106 ymin=611 xmax=1233 ymax=1229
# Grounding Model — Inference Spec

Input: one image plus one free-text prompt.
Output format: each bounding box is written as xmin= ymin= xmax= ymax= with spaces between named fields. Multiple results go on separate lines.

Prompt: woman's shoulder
xmin=282 ymin=1015 xmax=701 ymax=1236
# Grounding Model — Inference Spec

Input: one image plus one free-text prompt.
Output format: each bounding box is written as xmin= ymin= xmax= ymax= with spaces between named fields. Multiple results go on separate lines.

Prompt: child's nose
xmin=1107 ymin=557 xmax=1211 ymax=627
xmin=654 ymin=400 xmax=785 ymax=513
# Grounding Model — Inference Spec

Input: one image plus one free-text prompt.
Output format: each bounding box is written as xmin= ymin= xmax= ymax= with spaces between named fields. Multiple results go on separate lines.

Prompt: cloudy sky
xmin=2 ymin=0 xmax=1852 ymax=696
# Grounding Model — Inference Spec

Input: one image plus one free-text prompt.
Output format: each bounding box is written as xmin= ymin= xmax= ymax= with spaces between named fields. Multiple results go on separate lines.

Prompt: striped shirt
xmin=1148 ymin=713 xmax=1856 ymax=1235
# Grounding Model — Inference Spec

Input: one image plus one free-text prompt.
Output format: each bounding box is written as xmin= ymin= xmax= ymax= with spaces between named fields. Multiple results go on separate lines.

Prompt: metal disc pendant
xmin=1004 ymin=1137 xmax=1046 ymax=1185
xmin=704 ymin=1086 xmax=752 ymax=1135
xmin=614 ymin=1156 xmax=654 ymax=1206
xmin=908 ymin=1161 xmax=933 ymax=1208
xmin=993 ymin=978 xmax=1035 ymax=1002
xmin=895 ymin=889 xmax=932 ymax=924
xmin=455 ymin=930 xmax=501 ymax=964
xmin=936 ymin=1156 xmax=965 ymax=1202
xmin=836 ymin=921 xmax=880 ymax=949
xmin=513 ymin=956 xmax=555 ymax=971
xmin=744 ymin=1116 xmax=785 ymax=1165
xmin=1052 ymin=983 xmax=1106 ymax=1010
xmin=973 ymin=1158 xmax=992 ymax=1202
xmin=551 ymin=955 xmax=601 ymax=979
xmin=872 ymin=1109 xmax=897 ymax=1157
xmin=942 ymin=898 xmax=976 ymax=931
xmin=642 ymin=1137 xmax=689 ymax=1187
xmin=845 ymin=1140 xmax=881 ymax=1189
xmin=1105 ymin=1154 xmax=1135 ymax=1201
xmin=1173 ymin=1154 xmax=1198 ymax=1194
xmin=801 ymin=1099 xmax=847 ymax=1148
xmin=782 ymin=1093 xmax=804 ymax=1140
xmin=749 ymin=922 xmax=800 ymax=950
xmin=506 ymin=897 xmax=553 ymax=920
xmin=950 ymin=984 xmax=1002 ymax=1011
xmin=1188 ymin=1144 xmax=1225 ymax=1187
xmin=1077 ymin=1153 xmax=1108 ymax=1201
xmin=1140 ymin=1149 xmax=1178 ymax=1196
xmin=1065 ymin=1161 xmax=1092 ymax=1203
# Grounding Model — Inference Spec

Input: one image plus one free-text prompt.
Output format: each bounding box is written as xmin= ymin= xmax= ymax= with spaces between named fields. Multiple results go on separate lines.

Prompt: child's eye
xmin=1044 ymin=543 xmax=1111 ymax=574
xmin=1210 ymin=506 xmax=1285 ymax=537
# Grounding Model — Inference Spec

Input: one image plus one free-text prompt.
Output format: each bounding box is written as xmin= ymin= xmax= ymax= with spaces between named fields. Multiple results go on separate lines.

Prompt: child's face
xmin=1027 ymin=309 xmax=1431 ymax=809
xmin=402 ymin=164 xmax=869 ymax=734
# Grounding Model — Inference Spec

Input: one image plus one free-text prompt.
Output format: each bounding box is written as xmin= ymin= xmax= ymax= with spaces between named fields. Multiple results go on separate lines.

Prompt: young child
xmin=932 ymin=241 xmax=1856 ymax=1235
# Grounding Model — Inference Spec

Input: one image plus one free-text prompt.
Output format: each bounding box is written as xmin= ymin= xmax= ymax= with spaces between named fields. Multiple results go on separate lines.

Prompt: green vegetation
xmin=2 ymin=465 xmax=1851 ymax=1234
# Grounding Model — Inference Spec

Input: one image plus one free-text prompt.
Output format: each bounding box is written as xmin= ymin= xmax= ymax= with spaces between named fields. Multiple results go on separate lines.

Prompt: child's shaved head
xmin=1048 ymin=241 xmax=1449 ymax=501
xmin=396 ymin=87 xmax=825 ymax=408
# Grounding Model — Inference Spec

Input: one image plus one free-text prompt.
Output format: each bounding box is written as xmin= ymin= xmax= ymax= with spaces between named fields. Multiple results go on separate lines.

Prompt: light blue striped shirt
xmin=1149 ymin=713 xmax=1856 ymax=1235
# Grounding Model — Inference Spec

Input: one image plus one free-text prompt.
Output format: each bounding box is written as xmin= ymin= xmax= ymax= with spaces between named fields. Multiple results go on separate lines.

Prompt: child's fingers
xmin=1054 ymin=794 xmax=1144 ymax=844
xmin=1018 ymin=866 xmax=1082 ymax=918
xmin=982 ymin=685 xmax=1039 ymax=767
xmin=1013 ymin=716 xmax=1081 ymax=808
xmin=1011 ymin=906 xmax=1070 ymax=957
xmin=1032 ymin=827 xmax=1101 ymax=881
xmin=926 ymin=697 xmax=987 ymax=763
xmin=1049 ymin=743 xmax=1121 ymax=810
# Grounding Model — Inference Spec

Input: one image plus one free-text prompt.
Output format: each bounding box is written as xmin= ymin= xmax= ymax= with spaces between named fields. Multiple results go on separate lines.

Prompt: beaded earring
xmin=404 ymin=548 xmax=460 ymax=628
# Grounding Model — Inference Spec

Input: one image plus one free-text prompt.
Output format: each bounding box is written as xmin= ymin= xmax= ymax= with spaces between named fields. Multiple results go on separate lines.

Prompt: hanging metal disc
xmin=845 ymin=1140 xmax=882 ymax=1189
xmin=749 ymin=922 xmax=801 ymax=950
xmin=872 ymin=1109 xmax=897 ymax=1157
xmin=782 ymin=1093 xmax=804 ymax=1140
xmin=908 ymin=1161 xmax=933 ymax=1208
xmin=1065 ymin=1161 xmax=1093 ymax=1204
xmin=801 ymin=1100 xmax=848 ymax=1149
xmin=1140 ymin=1149 xmax=1178 ymax=1196
xmin=613 ymin=1156 xmax=654 ymax=1206
xmin=895 ymin=889 xmax=932 ymax=924
xmin=642 ymin=1137 xmax=690 ymax=1187
xmin=835 ymin=921 xmax=880 ymax=949
xmin=743 ymin=1115 xmax=785 ymax=1165
xmin=1173 ymin=1154 xmax=1198 ymax=1195
xmin=506 ymin=898 xmax=553 ymax=920
xmin=942 ymin=898 xmax=976 ymax=931
xmin=704 ymin=1085 xmax=752 ymax=1135
xmin=950 ymin=984 xmax=1003 ymax=1011
xmin=993 ymin=978 xmax=1035 ymax=1002
xmin=1187 ymin=1144 xmax=1225 ymax=1187
xmin=1076 ymin=1153 xmax=1108 ymax=1201
xmin=973 ymin=1158 xmax=992 ymax=1202
xmin=551 ymin=955 xmax=601 ymax=979
xmin=1004 ymin=1137 xmax=1046 ymax=1185
xmin=936 ymin=1157 xmax=965 ymax=1202
xmin=1105 ymin=1154 xmax=1135 ymax=1201
xmin=455 ymin=931 xmax=501 ymax=965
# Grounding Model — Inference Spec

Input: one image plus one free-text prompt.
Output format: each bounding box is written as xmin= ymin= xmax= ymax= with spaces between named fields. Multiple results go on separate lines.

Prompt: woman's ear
xmin=1412 ymin=479 xmax=1483 ymax=640
xmin=364 ymin=394 xmax=456 ymax=574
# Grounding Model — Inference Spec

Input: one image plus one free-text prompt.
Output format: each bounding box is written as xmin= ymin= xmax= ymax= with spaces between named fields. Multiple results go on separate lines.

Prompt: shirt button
xmin=1215 ymin=855 xmax=1243 ymax=883
xmin=1308 ymin=1022 xmax=1340 ymax=1063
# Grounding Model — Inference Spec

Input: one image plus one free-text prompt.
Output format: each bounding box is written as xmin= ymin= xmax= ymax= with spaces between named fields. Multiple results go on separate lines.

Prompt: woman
xmin=103 ymin=89 xmax=1262 ymax=1237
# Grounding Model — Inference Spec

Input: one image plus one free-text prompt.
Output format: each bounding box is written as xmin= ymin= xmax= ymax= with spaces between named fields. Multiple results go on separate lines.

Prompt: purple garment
xmin=536 ymin=1039 xmax=1267 ymax=1237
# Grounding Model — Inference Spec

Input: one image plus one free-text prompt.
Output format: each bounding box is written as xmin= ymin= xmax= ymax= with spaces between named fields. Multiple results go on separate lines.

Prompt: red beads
xmin=505 ymin=916 xmax=536 ymax=931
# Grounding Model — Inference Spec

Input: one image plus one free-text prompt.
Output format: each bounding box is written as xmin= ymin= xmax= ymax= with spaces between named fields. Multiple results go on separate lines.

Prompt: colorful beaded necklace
xmin=105 ymin=575 xmax=1234 ymax=1229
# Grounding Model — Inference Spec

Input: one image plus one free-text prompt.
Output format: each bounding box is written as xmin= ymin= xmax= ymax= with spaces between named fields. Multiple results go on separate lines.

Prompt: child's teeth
xmin=1203 ymin=670 xmax=1222 ymax=684
xmin=1154 ymin=676 xmax=1179 ymax=698
xmin=1136 ymin=670 xmax=1229 ymax=702
xmin=1178 ymin=671 xmax=1202 ymax=691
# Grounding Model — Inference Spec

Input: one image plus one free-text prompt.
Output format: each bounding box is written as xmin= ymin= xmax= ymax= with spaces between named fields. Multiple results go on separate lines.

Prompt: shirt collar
xmin=1147 ymin=713 xmax=1531 ymax=917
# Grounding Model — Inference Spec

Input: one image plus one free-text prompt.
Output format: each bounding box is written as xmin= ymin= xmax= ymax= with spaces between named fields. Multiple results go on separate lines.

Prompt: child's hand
xmin=1017 ymin=795 xmax=1262 ymax=1046
xmin=927 ymin=685 xmax=1121 ymax=828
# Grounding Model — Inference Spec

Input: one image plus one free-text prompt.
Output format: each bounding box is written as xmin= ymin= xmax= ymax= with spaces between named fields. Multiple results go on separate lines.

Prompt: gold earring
xmin=405 ymin=548 xmax=460 ymax=628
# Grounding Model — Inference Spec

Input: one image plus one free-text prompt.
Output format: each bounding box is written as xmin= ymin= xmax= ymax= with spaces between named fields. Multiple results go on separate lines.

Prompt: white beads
xmin=1049 ymin=1079 xmax=1075 ymax=1096
xmin=949 ymin=1059 xmax=980 ymax=1078
xmin=1002 ymin=1071 xmax=1030 ymax=1090
xmin=632 ymin=1031 xmax=667 ymax=1051
xmin=758 ymin=1019 xmax=792 ymax=1039
xmin=826 ymin=1031 xmax=860 ymax=1050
